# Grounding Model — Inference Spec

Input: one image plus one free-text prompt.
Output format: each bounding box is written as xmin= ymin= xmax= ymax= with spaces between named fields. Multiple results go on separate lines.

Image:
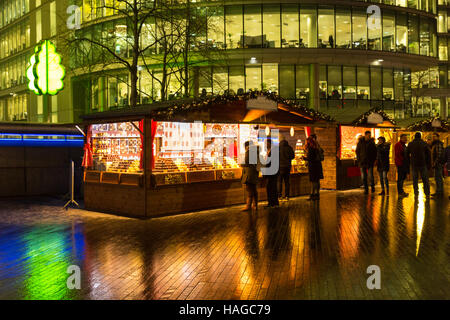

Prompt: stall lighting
xmin=265 ymin=126 xmax=270 ymax=136
xmin=290 ymin=127 xmax=295 ymax=137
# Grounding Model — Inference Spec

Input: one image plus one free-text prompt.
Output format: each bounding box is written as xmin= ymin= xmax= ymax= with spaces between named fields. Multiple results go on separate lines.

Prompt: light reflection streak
xmin=415 ymin=190 xmax=425 ymax=257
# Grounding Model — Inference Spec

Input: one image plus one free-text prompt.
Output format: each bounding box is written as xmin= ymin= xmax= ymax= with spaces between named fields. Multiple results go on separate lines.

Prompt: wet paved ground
xmin=0 ymin=181 xmax=449 ymax=300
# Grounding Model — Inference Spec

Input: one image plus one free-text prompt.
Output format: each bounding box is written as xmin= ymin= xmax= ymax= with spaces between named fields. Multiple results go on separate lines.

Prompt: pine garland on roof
xmin=150 ymin=91 xmax=335 ymax=122
xmin=406 ymin=117 xmax=450 ymax=132
xmin=351 ymin=108 xmax=397 ymax=126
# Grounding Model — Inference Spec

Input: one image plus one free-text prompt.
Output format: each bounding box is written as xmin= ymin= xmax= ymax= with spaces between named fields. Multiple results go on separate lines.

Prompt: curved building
xmin=0 ymin=0 xmax=448 ymax=123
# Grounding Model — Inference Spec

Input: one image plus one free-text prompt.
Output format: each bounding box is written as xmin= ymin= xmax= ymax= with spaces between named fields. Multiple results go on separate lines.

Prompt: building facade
xmin=0 ymin=0 xmax=448 ymax=124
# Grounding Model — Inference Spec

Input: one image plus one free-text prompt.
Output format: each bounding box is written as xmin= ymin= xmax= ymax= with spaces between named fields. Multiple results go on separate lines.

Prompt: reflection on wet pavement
xmin=0 ymin=182 xmax=448 ymax=300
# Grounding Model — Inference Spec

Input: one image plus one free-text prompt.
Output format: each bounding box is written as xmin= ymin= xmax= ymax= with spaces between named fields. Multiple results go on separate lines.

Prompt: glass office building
xmin=0 ymin=0 xmax=448 ymax=123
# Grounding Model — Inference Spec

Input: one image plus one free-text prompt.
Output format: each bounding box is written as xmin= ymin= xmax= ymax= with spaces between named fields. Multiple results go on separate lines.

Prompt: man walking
xmin=407 ymin=132 xmax=431 ymax=198
xmin=431 ymin=133 xmax=445 ymax=198
xmin=376 ymin=136 xmax=391 ymax=196
xmin=394 ymin=134 xmax=409 ymax=197
xmin=356 ymin=131 xmax=377 ymax=194
xmin=278 ymin=136 xmax=295 ymax=201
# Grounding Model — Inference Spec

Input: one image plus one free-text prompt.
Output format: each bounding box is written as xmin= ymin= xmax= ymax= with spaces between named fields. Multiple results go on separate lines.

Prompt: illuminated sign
xmin=27 ymin=40 xmax=65 ymax=96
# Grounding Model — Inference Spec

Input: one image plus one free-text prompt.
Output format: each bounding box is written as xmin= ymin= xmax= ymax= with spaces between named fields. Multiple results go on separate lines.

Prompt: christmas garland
xmin=150 ymin=91 xmax=335 ymax=122
xmin=406 ymin=117 xmax=450 ymax=132
xmin=351 ymin=107 xmax=397 ymax=126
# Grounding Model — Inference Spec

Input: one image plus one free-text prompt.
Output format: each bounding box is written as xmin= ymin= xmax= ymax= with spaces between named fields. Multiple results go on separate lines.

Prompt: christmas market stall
xmin=336 ymin=109 xmax=398 ymax=190
xmin=81 ymin=92 xmax=335 ymax=217
xmin=403 ymin=118 xmax=450 ymax=147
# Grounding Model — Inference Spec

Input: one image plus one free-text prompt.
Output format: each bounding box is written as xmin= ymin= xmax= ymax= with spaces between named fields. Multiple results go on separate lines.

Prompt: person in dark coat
xmin=431 ymin=132 xmax=445 ymax=197
xmin=278 ymin=137 xmax=295 ymax=201
xmin=376 ymin=136 xmax=391 ymax=196
xmin=356 ymin=131 xmax=377 ymax=194
xmin=407 ymin=132 xmax=431 ymax=198
xmin=304 ymin=135 xmax=324 ymax=200
xmin=241 ymin=141 xmax=260 ymax=211
xmin=263 ymin=139 xmax=279 ymax=208
xmin=394 ymin=134 xmax=410 ymax=197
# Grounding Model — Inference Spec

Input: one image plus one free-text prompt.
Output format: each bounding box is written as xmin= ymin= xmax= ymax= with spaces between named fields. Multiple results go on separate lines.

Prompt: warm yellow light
xmin=290 ymin=126 xmax=295 ymax=137
xmin=265 ymin=126 xmax=270 ymax=136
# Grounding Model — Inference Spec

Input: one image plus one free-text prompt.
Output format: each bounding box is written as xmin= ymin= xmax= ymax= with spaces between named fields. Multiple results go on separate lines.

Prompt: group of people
xmin=241 ymin=134 xmax=325 ymax=211
xmin=356 ymin=130 xmax=449 ymax=199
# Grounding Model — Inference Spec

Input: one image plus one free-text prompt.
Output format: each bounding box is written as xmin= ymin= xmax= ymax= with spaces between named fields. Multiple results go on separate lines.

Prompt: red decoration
xmin=150 ymin=119 xmax=158 ymax=170
xmin=139 ymin=120 xmax=144 ymax=170
xmin=82 ymin=125 xmax=93 ymax=168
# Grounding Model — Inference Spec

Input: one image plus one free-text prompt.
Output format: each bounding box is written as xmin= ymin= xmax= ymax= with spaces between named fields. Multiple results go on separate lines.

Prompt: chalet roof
xmin=81 ymin=91 xmax=335 ymax=125
xmin=405 ymin=117 xmax=450 ymax=132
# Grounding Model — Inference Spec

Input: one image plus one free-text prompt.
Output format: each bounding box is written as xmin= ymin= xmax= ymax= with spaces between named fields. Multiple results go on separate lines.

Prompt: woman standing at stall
xmin=241 ymin=141 xmax=260 ymax=211
xmin=304 ymin=134 xmax=324 ymax=200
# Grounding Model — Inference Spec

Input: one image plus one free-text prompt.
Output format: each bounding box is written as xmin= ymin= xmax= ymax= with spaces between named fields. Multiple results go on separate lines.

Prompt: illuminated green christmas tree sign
xmin=27 ymin=40 xmax=65 ymax=96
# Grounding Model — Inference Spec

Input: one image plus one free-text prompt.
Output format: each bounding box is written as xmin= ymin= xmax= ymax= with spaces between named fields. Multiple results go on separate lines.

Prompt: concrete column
xmin=309 ymin=63 xmax=319 ymax=111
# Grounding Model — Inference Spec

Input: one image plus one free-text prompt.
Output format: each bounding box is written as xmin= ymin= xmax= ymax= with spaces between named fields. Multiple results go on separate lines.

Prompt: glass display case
xmin=91 ymin=122 xmax=142 ymax=173
xmin=340 ymin=126 xmax=394 ymax=162
xmin=152 ymin=122 xmax=308 ymax=185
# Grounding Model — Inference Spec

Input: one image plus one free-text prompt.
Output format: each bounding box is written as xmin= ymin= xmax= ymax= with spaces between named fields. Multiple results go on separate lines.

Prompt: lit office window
xmin=300 ymin=6 xmax=317 ymax=48
xmin=370 ymin=67 xmax=383 ymax=100
xmin=262 ymin=64 xmax=278 ymax=92
xmin=244 ymin=5 xmax=262 ymax=48
xmin=327 ymin=66 xmax=342 ymax=99
xmin=281 ymin=5 xmax=299 ymax=48
xmin=296 ymin=65 xmax=310 ymax=100
xmin=382 ymin=13 xmax=395 ymax=52
xmin=279 ymin=65 xmax=295 ymax=98
xmin=336 ymin=9 xmax=351 ymax=49
xmin=343 ymin=66 xmax=356 ymax=99
xmin=225 ymin=6 xmax=243 ymax=49
xmin=368 ymin=11 xmax=382 ymax=51
xmin=438 ymin=11 xmax=447 ymax=33
xmin=419 ymin=17 xmax=430 ymax=56
xmin=396 ymin=13 xmax=408 ymax=53
xmin=352 ymin=9 xmax=367 ymax=50
xmin=318 ymin=7 xmax=334 ymax=48
xmin=439 ymin=38 xmax=448 ymax=61
xmin=229 ymin=66 xmax=245 ymax=94
xmin=208 ymin=7 xmax=225 ymax=49
xmin=394 ymin=70 xmax=404 ymax=101
xmin=263 ymin=5 xmax=280 ymax=48
xmin=213 ymin=67 xmax=228 ymax=95
xmin=199 ymin=68 xmax=213 ymax=96
xmin=408 ymin=14 xmax=419 ymax=54
xmin=246 ymin=65 xmax=262 ymax=92
xmin=357 ymin=67 xmax=370 ymax=99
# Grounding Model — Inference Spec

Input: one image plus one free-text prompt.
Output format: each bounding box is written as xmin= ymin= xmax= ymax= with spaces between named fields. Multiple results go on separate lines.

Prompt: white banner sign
xmin=247 ymin=96 xmax=278 ymax=111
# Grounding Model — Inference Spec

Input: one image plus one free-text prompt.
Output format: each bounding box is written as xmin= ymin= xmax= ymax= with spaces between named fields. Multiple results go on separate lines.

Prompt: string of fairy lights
xmin=149 ymin=91 xmax=335 ymax=122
